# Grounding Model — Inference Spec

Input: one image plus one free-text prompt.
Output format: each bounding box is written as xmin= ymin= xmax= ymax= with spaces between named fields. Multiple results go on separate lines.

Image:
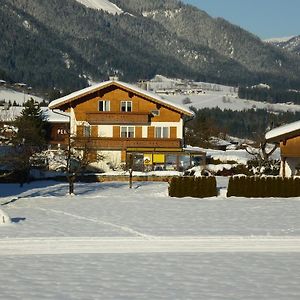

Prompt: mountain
xmin=1 ymin=0 xmax=300 ymax=94
xmin=266 ymin=36 xmax=300 ymax=56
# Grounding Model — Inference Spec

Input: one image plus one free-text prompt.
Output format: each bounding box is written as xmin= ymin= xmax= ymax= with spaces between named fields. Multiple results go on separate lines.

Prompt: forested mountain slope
xmin=1 ymin=0 xmax=300 ymax=94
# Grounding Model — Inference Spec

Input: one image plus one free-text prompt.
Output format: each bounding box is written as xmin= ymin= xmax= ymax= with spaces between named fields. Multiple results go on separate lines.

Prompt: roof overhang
xmin=48 ymin=80 xmax=193 ymax=117
xmin=265 ymin=120 xmax=300 ymax=143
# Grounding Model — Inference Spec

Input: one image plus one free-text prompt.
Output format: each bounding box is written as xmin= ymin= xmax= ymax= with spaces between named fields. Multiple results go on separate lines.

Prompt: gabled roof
xmin=48 ymin=80 xmax=193 ymax=116
xmin=265 ymin=120 xmax=300 ymax=143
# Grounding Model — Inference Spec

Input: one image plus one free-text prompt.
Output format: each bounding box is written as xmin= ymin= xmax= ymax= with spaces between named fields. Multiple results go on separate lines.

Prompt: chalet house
xmin=265 ymin=120 xmax=300 ymax=177
xmin=48 ymin=80 xmax=205 ymax=171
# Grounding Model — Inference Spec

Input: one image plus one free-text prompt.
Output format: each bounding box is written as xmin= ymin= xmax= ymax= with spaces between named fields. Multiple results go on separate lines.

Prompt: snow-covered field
xmin=1 ymin=180 xmax=300 ymax=299
xmin=165 ymin=92 xmax=300 ymax=112
xmin=0 ymin=87 xmax=43 ymax=106
xmin=75 ymin=0 xmax=123 ymax=14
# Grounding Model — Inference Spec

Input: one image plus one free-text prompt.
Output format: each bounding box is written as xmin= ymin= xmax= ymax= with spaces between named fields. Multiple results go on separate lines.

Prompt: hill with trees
xmin=1 ymin=0 xmax=300 ymax=96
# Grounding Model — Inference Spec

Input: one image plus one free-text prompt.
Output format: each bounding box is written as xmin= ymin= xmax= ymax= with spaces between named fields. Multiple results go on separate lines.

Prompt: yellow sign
xmin=144 ymin=154 xmax=152 ymax=165
xmin=153 ymin=154 xmax=165 ymax=163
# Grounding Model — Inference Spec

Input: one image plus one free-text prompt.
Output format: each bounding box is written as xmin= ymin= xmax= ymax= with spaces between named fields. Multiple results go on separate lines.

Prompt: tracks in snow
xmin=35 ymin=207 xmax=154 ymax=239
xmin=0 ymin=236 xmax=300 ymax=255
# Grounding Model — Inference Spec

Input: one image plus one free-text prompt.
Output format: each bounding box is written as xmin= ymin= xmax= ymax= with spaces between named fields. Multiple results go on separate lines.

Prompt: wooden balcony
xmin=73 ymin=137 xmax=182 ymax=150
xmin=86 ymin=112 xmax=150 ymax=125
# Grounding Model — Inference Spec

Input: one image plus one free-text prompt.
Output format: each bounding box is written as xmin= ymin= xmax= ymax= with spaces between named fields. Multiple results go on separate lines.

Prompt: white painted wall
xmin=70 ymin=108 xmax=76 ymax=136
xmin=282 ymin=157 xmax=300 ymax=177
xmin=142 ymin=126 xmax=148 ymax=138
xmin=99 ymin=125 xmax=113 ymax=137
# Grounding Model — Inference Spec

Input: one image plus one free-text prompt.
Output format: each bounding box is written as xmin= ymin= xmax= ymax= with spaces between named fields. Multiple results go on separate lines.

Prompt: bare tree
xmin=244 ymin=134 xmax=278 ymax=175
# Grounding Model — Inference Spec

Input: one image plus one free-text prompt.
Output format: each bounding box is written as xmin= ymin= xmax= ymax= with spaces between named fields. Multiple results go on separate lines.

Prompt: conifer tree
xmin=8 ymin=98 xmax=47 ymax=185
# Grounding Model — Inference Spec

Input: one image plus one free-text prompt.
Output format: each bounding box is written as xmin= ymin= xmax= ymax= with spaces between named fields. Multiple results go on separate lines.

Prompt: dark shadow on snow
xmin=11 ymin=217 xmax=26 ymax=223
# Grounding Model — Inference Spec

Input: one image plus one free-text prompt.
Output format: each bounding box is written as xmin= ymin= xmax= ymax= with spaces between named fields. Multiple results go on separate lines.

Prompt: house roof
xmin=48 ymin=80 xmax=193 ymax=116
xmin=265 ymin=120 xmax=300 ymax=143
xmin=0 ymin=107 xmax=69 ymax=123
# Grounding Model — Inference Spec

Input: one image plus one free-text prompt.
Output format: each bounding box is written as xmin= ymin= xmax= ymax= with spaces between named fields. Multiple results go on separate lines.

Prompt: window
xmin=83 ymin=125 xmax=91 ymax=137
xmin=155 ymin=127 xmax=169 ymax=138
xmin=121 ymin=126 xmax=135 ymax=138
xmin=99 ymin=100 xmax=110 ymax=112
xmin=121 ymin=101 xmax=132 ymax=112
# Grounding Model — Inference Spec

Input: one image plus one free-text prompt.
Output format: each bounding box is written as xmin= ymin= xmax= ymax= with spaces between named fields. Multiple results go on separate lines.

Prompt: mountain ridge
xmin=267 ymin=35 xmax=300 ymax=56
xmin=1 ymin=0 xmax=300 ymax=94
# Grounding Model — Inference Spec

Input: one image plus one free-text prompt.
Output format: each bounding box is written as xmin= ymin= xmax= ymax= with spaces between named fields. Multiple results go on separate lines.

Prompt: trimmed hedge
xmin=227 ymin=176 xmax=300 ymax=198
xmin=169 ymin=176 xmax=217 ymax=198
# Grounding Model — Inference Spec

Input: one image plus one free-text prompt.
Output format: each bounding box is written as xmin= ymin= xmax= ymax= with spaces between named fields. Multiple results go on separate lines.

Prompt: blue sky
xmin=183 ymin=0 xmax=299 ymax=39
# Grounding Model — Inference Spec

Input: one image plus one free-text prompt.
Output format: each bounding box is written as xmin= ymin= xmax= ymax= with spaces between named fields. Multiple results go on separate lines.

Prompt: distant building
xmin=266 ymin=121 xmax=300 ymax=177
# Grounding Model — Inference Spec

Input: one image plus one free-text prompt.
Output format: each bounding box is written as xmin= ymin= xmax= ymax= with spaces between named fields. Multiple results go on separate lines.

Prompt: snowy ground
xmin=0 ymin=87 xmax=43 ymax=105
xmin=165 ymin=92 xmax=300 ymax=112
xmin=1 ymin=180 xmax=300 ymax=299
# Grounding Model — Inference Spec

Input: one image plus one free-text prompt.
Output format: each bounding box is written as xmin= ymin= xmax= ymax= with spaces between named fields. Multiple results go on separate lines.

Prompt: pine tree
xmin=13 ymin=98 xmax=47 ymax=150
xmin=8 ymin=98 xmax=47 ymax=185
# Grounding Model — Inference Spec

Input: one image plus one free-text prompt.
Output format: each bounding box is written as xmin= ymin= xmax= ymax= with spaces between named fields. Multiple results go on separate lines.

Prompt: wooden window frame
xmin=121 ymin=126 xmax=135 ymax=138
xmin=98 ymin=100 xmax=110 ymax=112
xmin=121 ymin=101 xmax=132 ymax=112
xmin=155 ymin=126 xmax=169 ymax=139
xmin=83 ymin=125 xmax=91 ymax=137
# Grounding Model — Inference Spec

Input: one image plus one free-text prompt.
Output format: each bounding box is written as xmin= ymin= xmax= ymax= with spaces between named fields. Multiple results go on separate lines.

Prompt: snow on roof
xmin=49 ymin=80 xmax=193 ymax=116
xmin=265 ymin=120 xmax=300 ymax=142
xmin=0 ymin=107 xmax=69 ymax=123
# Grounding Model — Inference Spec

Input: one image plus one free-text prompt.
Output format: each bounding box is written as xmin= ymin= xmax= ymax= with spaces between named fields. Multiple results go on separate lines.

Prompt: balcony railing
xmin=86 ymin=112 xmax=150 ymax=125
xmin=74 ymin=137 xmax=182 ymax=150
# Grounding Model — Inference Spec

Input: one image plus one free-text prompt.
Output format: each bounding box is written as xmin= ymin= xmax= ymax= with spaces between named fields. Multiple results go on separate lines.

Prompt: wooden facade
xmin=48 ymin=80 xmax=198 ymax=170
xmin=280 ymin=136 xmax=300 ymax=158
xmin=49 ymin=122 xmax=69 ymax=147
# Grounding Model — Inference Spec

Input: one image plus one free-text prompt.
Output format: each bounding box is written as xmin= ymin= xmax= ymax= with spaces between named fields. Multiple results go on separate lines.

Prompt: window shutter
xmin=135 ymin=127 xmax=142 ymax=138
xmin=170 ymin=127 xmax=177 ymax=139
xmin=148 ymin=126 xmax=155 ymax=138
xmin=91 ymin=126 xmax=98 ymax=137
xmin=113 ymin=126 xmax=120 ymax=138
xmin=77 ymin=125 xmax=84 ymax=137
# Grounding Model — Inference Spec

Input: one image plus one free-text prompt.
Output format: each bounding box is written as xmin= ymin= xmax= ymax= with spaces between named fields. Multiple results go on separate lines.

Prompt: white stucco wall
xmin=99 ymin=125 xmax=113 ymax=137
xmin=281 ymin=157 xmax=300 ymax=177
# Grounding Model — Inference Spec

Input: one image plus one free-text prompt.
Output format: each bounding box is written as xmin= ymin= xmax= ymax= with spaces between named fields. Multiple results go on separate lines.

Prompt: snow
xmin=49 ymin=80 xmax=193 ymax=116
xmin=164 ymin=92 xmax=300 ymax=113
xmin=0 ymin=106 xmax=69 ymax=123
xmin=145 ymin=75 xmax=300 ymax=113
xmin=265 ymin=36 xmax=295 ymax=43
xmin=1 ymin=180 xmax=300 ymax=298
xmin=0 ymin=87 xmax=44 ymax=105
xmin=0 ymin=208 xmax=11 ymax=225
xmin=265 ymin=120 xmax=300 ymax=142
xmin=0 ymin=180 xmax=300 ymax=298
xmin=75 ymin=0 xmax=123 ymax=15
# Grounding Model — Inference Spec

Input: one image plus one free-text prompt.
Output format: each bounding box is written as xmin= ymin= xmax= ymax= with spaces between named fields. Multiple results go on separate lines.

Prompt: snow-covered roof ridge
xmin=265 ymin=120 xmax=300 ymax=142
xmin=48 ymin=80 xmax=193 ymax=116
